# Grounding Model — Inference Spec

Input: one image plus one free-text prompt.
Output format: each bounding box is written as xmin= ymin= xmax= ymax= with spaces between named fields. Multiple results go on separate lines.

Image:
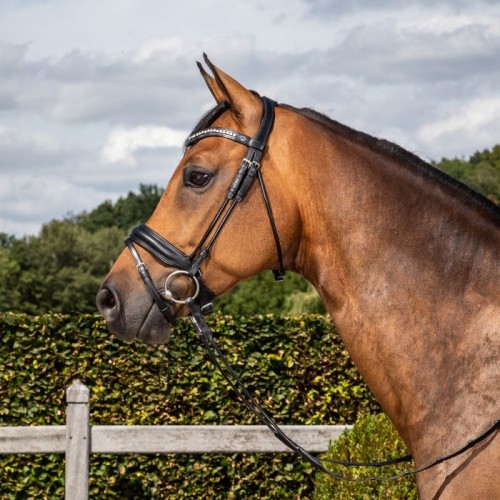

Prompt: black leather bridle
xmin=126 ymin=96 xmax=284 ymax=327
xmin=125 ymin=96 xmax=499 ymax=482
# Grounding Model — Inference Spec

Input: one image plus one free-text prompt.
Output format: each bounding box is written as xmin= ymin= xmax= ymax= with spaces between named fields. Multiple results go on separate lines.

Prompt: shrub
xmin=313 ymin=413 xmax=417 ymax=499
xmin=0 ymin=312 xmax=380 ymax=498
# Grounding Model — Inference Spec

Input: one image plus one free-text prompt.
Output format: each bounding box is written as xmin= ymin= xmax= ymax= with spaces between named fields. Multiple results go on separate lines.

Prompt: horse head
xmin=96 ymin=56 xmax=300 ymax=344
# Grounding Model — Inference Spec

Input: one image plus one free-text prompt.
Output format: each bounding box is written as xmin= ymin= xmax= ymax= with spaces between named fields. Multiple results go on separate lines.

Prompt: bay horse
xmin=97 ymin=55 xmax=499 ymax=498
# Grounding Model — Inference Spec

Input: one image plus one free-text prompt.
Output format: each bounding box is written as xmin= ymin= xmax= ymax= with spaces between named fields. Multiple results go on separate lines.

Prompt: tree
xmin=0 ymin=247 xmax=21 ymax=311
xmin=77 ymin=184 xmax=163 ymax=233
xmin=0 ymin=184 xmax=162 ymax=313
xmin=0 ymin=232 xmax=16 ymax=249
xmin=1 ymin=221 xmax=124 ymax=314
xmin=434 ymin=145 xmax=500 ymax=203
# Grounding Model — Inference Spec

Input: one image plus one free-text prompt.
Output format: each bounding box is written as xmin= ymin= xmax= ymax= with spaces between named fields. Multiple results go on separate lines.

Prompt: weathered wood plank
xmin=0 ymin=426 xmax=65 ymax=453
xmin=90 ymin=425 xmax=349 ymax=454
xmin=65 ymin=380 xmax=90 ymax=500
xmin=0 ymin=424 xmax=349 ymax=455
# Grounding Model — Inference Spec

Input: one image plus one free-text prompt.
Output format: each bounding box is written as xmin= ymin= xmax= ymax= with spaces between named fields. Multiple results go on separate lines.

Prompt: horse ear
xmin=197 ymin=61 xmax=227 ymax=103
xmin=201 ymin=53 xmax=261 ymax=126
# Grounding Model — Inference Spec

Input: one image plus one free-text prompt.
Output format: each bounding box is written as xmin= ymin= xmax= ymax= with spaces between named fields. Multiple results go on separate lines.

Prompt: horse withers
xmin=97 ymin=56 xmax=499 ymax=499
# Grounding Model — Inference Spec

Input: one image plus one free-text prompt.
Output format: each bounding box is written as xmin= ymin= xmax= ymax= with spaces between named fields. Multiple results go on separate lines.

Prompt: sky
xmin=1 ymin=0 xmax=499 ymax=237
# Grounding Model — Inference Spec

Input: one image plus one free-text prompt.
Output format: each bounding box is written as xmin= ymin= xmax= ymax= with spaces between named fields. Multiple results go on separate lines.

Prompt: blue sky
xmin=1 ymin=0 xmax=499 ymax=236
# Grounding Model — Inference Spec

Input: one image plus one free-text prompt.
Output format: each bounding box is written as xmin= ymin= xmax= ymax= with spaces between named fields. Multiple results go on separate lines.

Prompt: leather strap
xmin=184 ymin=97 xmax=275 ymax=151
xmin=127 ymin=225 xmax=215 ymax=316
xmin=183 ymin=96 xmax=285 ymax=280
xmin=129 ymin=225 xmax=192 ymax=271
xmin=126 ymin=239 xmax=178 ymax=325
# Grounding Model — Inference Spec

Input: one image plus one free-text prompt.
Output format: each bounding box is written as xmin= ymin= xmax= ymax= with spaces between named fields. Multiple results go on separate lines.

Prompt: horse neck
xmin=286 ymin=117 xmax=500 ymax=460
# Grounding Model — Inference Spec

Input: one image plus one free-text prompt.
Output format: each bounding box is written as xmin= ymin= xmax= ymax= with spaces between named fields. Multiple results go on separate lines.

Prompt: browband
xmin=185 ymin=127 xmax=255 ymax=149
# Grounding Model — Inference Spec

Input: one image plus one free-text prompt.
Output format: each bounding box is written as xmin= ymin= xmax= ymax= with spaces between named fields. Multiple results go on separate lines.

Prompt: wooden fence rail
xmin=0 ymin=380 xmax=349 ymax=499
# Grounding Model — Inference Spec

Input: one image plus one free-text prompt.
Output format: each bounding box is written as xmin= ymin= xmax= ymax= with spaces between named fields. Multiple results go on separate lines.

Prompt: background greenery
xmin=0 ymin=312 xmax=380 ymax=498
xmin=1 ymin=145 xmax=499 ymax=316
xmin=314 ymin=413 xmax=417 ymax=499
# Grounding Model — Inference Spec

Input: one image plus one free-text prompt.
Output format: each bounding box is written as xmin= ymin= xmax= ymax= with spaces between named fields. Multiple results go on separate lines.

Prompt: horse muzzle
xmin=96 ymin=280 xmax=173 ymax=345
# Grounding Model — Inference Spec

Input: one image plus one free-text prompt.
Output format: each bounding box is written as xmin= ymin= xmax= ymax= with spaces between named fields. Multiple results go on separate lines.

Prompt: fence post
xmin=65 ymin=380 xmax=90 ymax=500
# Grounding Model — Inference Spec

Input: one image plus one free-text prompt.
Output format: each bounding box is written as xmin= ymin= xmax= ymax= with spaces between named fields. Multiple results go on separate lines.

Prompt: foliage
xmin=0 ymin=184 xmax=161 ymax=314
xmin=0 ymin=247 xmax=21 ymax=310
xmin=77 ymin=184 xmax=163 ymax=233
xmin=0 ymin=223 xmax=124 ymax=314
xmin=285 ymin=283 xmax=326 ymax=315
xmin=0 ymin=312 xmax=380 ymax=498
xmin=313 ymin=413 xmax=417 ymax=499
xmin=433 ymin=144 xmax=500 ymax=203
xmin=217 ymin=271 xmax=324 ymax=316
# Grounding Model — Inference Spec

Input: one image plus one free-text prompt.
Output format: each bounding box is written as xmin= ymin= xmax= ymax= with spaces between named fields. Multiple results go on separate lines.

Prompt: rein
xmin=125 ymin=96 xmax=499 ymax=482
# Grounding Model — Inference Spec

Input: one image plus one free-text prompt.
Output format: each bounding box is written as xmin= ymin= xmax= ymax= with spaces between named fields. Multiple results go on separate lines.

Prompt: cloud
xmin=101 ymin=125 xmax=187 ymax=165
xmin=303 ymin=0 xmax=500 ymax=17
xmin=1 ymin=0 xmax=499 ymax=238
xmin=0 ymin=172 xmax=119 ymax=236
xmin=0 ymin=90 xmax=16 ymax=110
xmin=308 ymin=18 xmax=500 ymax=84
xmin=0 ymin=40 xmax=204 ymax=127
xmin=417 ymin=97 xmax=500 ymax=157
xmin=0 ymin=124 xmax=73 ymax=170
xmin=0 ymin=41 xmax=36 ymax=75
xmin=0 ymin=37 xmax=309 ymax=128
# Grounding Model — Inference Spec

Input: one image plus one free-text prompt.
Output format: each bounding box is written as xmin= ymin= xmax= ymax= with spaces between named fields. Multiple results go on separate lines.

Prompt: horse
xmin=96 ymin=55 xmax=499 ymax=499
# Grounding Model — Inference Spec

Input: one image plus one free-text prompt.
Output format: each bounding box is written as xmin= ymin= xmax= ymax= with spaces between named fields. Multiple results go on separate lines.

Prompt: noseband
xmin=125 ymin=96 xmax=499 ymax=482
xmin=126 ymin=96 xmax=284 ymax=325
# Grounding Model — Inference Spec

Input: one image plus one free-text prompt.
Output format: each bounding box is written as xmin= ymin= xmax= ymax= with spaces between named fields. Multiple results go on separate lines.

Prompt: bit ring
xmin=163 ymin=270 xmax=200 ymax=304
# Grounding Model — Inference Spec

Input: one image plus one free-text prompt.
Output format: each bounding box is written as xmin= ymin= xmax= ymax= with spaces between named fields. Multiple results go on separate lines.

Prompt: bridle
xmin=125 ymin=96 xmax=499 ymax=482
xmin=126 ymin=96 xmax=284 ymax=327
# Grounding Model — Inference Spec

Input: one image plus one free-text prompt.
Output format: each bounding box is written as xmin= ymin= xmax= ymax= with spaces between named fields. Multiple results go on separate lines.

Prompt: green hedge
xmin=0 ymin=313 xmax=379 ymax=498
xmin=314 ymin=413 xmax=417 ymax=499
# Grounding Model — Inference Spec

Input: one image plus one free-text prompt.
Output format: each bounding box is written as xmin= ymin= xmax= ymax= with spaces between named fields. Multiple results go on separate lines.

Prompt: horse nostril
xmin=96 ymin=286 xmax=120 ymax=319
xmin=104 ymin=290 xmax=116 ymax=308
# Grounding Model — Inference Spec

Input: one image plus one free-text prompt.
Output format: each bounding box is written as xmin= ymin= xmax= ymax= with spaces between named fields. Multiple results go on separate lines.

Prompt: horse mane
xmin=280 ymin=104 xmax=500 ymax=223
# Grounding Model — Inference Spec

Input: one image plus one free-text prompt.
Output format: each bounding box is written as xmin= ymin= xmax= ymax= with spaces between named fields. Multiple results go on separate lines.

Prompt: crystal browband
xmin=185 ymin=127 xmax=255 ymax=149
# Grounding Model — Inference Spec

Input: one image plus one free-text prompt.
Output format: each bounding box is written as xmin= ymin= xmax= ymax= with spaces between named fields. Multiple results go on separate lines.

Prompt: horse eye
xmin=187 ymin=171 xmax=211 ymax=188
